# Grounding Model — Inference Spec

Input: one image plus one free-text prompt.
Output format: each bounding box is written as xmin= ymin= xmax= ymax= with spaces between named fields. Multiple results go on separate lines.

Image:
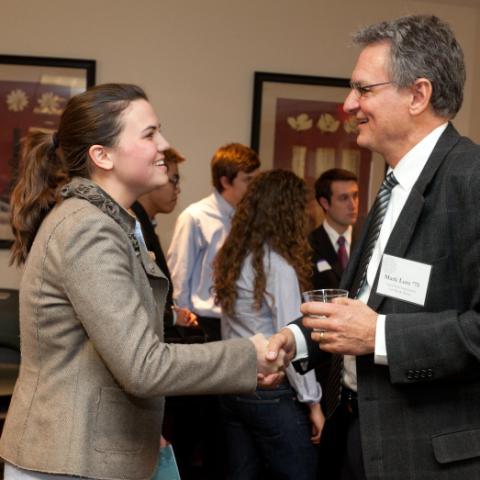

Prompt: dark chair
xmin=0 ymin=289 xmax=20 ymax=354
xmin=0 ymin=288 xmax=20 ymax=423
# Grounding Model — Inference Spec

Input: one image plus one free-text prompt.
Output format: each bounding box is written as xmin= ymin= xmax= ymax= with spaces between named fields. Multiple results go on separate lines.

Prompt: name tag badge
xmin=316 ymin=260 xmax=332 ymax=273
xmin=377 ymin=254 xmax=432 ymax=306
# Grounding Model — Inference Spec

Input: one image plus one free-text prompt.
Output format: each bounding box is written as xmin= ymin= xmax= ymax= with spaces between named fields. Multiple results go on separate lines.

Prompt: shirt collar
xmin=323 ymin=219 xmax=352 ymax=247
xmin=391 ymin=123 xmax=448 ymax=192
xmin=213 ymin=189 xmax=235 ymax=218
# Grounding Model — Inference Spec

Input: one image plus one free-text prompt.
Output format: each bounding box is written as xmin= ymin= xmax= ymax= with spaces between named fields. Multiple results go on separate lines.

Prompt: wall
xmin=0 ymin=0 xmax=478 ymax=287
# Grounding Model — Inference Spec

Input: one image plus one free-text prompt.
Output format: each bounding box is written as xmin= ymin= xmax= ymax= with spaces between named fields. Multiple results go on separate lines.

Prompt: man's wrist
xmin=286 ymin=324 xmax=307 ymax=361
xmin=374 ymin=314 xmax=388 ymax=365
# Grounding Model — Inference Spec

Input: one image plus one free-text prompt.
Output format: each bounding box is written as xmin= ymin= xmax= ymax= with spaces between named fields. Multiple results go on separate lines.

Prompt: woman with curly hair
xmin=213 ymin=169 xmax=324 ymax=480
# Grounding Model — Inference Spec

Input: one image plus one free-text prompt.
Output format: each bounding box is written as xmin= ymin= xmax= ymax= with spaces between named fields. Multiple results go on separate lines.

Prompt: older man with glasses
xmin=268 ymin=14 xmax=480 ymax=480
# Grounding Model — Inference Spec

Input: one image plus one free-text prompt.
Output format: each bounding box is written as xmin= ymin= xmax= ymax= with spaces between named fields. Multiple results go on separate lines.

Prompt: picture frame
xmin=250 ymin=71 xmax=385 ymax=228
xmin=0 ymin=54 xmax=96 ymax=248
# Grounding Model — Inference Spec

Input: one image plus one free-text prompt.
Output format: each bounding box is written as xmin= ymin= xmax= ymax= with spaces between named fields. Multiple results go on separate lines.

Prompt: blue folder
xmin=151 ymin=445 xmax=181 ymax=480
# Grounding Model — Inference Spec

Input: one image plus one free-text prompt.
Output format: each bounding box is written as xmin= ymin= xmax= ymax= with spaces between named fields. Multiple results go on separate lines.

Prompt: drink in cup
xmin=302 ymin=289 xmax=349 ymax=324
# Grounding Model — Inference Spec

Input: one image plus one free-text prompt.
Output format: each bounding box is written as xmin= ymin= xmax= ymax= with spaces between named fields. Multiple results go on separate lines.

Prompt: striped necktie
xmin=323 ymin=172 xmax=398 ymax=419
xmin=353 ymin=172 xmax=398 ymax=298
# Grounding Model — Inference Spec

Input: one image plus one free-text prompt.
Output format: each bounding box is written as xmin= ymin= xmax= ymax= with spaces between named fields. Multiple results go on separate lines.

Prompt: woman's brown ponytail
xmin=9 ymin=83 xmax=148 ymax=265
xmin=10 ymin=132 xmax=68 ymax=266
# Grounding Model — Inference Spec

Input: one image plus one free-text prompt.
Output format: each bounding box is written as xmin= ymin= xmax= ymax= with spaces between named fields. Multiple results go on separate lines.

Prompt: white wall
xmin=0 ymin=0 xmax=479 ymax=287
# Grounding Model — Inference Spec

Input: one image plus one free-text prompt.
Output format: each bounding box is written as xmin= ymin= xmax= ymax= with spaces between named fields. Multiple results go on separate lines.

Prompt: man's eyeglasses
xmin=168 ymin=174 xmax=180 ymax=187
xmin=350 ymin=81 xmax=393 ymax=98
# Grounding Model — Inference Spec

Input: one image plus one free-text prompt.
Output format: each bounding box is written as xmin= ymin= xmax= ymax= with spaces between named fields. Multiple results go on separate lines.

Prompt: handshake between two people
xmin=249 ymin=296 xmax=379 ymax=387
xmin=248 ymin=332 xmax=296 ymax=388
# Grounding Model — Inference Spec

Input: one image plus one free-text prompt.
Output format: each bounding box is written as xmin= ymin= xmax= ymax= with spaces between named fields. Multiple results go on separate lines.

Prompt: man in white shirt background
xmin=267 ymin=14 xmax=480 ymax=480
xmin=167 ymin=142 xmax=260 ymax=341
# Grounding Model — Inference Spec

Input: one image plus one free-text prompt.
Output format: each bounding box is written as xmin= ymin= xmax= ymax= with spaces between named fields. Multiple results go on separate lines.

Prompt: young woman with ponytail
xmin=0 ymin=84 xmax=284 ymax=480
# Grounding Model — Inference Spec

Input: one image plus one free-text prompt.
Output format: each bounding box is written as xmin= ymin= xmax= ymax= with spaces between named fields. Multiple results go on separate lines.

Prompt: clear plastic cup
xmin=302 ymin=289 xmax=349 ymax=318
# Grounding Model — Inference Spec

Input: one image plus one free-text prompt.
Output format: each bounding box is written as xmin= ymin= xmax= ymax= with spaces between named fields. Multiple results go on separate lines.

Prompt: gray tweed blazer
xmin=0 ymin=180 xmax=256 ymax=480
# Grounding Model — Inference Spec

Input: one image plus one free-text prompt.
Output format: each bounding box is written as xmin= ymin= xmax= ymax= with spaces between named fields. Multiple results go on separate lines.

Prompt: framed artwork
xmin=0 ymin=55 xmax=96 ymax=248
xmin=251 ymin=71 xmax=385 ymax=229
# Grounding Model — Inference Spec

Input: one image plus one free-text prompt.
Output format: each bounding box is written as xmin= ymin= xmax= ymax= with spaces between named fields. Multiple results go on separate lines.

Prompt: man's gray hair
xmin=353 ymin=15 xmax=465 ymax=119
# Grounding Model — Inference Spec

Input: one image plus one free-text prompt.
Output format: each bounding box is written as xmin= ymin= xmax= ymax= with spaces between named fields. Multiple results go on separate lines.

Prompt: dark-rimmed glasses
xmin=350 ymin=81 xmax=393 ymax=98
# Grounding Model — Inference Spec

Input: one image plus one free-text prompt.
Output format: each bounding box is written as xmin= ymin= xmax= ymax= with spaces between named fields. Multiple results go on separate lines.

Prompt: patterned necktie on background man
xmin=337 ymin=235 xmax=348 ymax=270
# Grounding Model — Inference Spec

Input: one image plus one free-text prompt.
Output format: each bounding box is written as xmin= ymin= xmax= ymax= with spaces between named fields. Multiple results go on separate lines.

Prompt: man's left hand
xmin=301 ymin=297 xmax=377 ymax=355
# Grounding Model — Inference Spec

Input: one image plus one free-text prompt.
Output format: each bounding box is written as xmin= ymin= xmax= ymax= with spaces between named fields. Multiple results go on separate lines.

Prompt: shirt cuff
xmin=286 ymin=324 xmax=308 ymax=361
xmin=374 ymin=314 xmax=388 ymax=365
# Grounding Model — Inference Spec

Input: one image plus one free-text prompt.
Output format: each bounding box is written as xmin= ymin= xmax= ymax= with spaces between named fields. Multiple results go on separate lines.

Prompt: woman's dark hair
xmin=10 ymin=83 xmax=148 ymax=266
xmin=213 ymin=169 xmax=311 ymax=317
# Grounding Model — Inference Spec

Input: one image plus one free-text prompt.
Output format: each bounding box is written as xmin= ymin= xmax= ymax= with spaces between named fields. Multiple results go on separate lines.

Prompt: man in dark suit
xmin=267 ymin=14 xmax=480 ymax=479
xmin=309 ymin=168 xmax=359 ymax=291
xmin=308 ymin=168 xmax=359 ymax=479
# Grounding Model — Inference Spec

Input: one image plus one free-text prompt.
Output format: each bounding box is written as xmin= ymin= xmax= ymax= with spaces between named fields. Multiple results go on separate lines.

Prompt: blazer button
xmin=149 ymin=265 xmax=155 ymax=273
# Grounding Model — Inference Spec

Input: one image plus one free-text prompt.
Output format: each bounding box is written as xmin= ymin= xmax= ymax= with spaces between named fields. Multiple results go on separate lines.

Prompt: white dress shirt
xmin=291 ymin=123 xmax=448 ymax=391
xmin=167 ymin=191 xmax=233 ymax=318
